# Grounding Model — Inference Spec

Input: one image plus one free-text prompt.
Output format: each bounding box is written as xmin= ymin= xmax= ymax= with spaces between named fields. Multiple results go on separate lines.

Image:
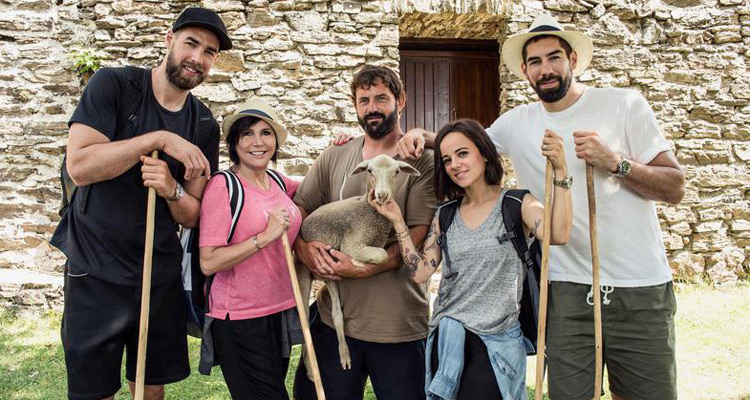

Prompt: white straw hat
xmin=222 ymin=97 xmax=288 ymax=146
xmin=501 ymin=13 xmax=593 ymax=80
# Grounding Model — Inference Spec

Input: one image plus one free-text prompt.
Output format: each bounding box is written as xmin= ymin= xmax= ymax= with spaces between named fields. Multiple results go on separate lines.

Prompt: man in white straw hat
xmin=397 ymin=12 xmax=684 ymax=400
xmin=51 ymin=7 xmax=231 ymax=400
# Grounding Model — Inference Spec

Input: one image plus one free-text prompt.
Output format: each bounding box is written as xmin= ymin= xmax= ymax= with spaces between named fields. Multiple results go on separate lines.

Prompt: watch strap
xmin=553 ymin=175 xmax=573 ymax=188
xmin=167 ymin=182 xmax=184 ymax=201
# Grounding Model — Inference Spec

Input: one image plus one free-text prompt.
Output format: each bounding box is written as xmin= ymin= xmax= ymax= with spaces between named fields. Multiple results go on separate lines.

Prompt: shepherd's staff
xmin=281 ymin=234 xmax=326 ymax=400
xmin=535 ymin=161 xmax=554 ymax=400
xmin=135 ymin=150 xmax=158 ymax=400
xmin=586 ymin=164 xmax=603 ymax=400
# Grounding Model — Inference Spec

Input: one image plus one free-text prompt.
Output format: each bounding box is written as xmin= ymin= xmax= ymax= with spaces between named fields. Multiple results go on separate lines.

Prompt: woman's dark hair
xmin=434 ymin=118 xmax=504 ymax=201
xmin=226 ymin=116 xmax=278 ymax=165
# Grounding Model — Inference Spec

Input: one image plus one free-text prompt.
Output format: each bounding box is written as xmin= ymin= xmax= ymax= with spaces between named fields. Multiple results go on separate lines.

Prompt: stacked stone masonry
xmin=0 ymin=0 xmax=747 ymax=310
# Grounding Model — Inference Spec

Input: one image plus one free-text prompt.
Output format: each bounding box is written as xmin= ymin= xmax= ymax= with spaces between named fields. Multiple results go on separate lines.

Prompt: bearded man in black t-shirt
xmin=50 ymin=8 xmax=232 ymax=400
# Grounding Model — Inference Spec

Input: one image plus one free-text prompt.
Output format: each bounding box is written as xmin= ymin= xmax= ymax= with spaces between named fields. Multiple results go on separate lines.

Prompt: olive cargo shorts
xmin=546 ymin=281 xmax=677 ymax=400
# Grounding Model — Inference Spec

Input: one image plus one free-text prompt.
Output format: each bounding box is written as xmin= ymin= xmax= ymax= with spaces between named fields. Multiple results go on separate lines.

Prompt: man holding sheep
xmin=292 ymin=64 xmax=436 ymax=400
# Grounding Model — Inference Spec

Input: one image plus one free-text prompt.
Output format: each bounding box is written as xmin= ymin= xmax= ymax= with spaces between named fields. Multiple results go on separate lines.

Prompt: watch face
xmin=554 ymin=175 xmax=573 ymax=188
xmin=620 ymin=159 xmax=632 ymax=176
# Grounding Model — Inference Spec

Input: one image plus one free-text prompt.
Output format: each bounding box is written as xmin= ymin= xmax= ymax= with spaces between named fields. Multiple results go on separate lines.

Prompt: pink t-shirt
xmin=199 ymin=171 xmax=301 ymax=320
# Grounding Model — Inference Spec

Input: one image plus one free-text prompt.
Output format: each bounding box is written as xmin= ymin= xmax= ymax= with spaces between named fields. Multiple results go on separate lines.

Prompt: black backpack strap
xmin=501 ymin=189 xmax=534 ymax=270
xmin=189 ymin=97 xmax=217 ymax=144
xmin=266 ymin=169 xmax=287 ymax=194
xmin=213 ymin=170 xmax=245 ymax=243
xmin=501 ymin=188 xmax=543 ymax=354
xmin=196 ymin=102 xmax=215 ymax=136
xmin=436 ymin=198 xmax=461 ymax=278
xmin=120 ymin=66 xmax=149 ymax=132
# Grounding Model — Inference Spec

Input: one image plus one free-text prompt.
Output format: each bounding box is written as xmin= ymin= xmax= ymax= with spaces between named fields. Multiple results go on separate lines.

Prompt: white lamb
xmin=296 ymin=154 xmax=420 ymax=375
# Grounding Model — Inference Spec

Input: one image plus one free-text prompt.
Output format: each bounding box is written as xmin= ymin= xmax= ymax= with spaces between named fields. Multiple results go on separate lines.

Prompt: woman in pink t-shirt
xmin=199 ymin=98 xmax=302 ymax=400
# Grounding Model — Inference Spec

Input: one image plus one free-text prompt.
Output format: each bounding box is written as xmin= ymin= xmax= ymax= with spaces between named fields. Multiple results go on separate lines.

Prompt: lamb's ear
xmin=396 ymin=160 xmax=421 ymax=177
xmin=350 ymin=159 xmax=370 ymax=176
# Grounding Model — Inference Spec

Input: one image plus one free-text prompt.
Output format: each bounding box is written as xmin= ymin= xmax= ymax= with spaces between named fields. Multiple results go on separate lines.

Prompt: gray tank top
xmin=429 ymin=190 xmax=525 ymax=335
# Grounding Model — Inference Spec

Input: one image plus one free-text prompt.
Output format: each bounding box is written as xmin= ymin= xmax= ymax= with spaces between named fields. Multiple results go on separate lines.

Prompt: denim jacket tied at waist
xmin=425 ymin=316 xmax=528 ymax=400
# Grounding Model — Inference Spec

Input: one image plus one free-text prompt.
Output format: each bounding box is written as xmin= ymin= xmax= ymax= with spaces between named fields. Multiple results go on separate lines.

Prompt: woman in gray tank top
xmin=370 ymin=119 xmax=572 ymax=400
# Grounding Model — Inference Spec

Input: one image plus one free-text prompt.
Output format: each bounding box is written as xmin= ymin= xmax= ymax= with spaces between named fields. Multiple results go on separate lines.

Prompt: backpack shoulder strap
xmin=266 ymin=169 xmax=288 ymax=195
xmin=501 ymin=189 xmax=534 ymax=269
xmin=435 ymin=197 xmax=461 ymax=278
xmin=436 ymin=198 xmax=460 ymax=248
xmin=212 ymin=169 xmax=245 ymax=243
xmin=189 ymin=97 xmax=217 ymax=144
xmin=120 ymin=66 xmax=149 ymax=127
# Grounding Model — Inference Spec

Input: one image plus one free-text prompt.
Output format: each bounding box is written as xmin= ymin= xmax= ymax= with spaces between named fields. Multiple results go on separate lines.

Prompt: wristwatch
xmin=553 ymin=175 xmax=573 ymax=189
xmin=168 ymin=182 xmax=184 ymax=202
xmin=613 ymin=158 xmax=632 ymax=178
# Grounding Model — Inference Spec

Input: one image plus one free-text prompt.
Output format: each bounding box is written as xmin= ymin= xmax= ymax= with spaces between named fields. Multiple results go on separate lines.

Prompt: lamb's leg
xmin=326 ymin=281 xmax=351 ymax=370
xmin=341 ymin=234 xmax=388 ymax=266
xmin=296 ymin=263 xmax=315 ymax=382
xmin=355 ymin=246 xmax=389 ymax=265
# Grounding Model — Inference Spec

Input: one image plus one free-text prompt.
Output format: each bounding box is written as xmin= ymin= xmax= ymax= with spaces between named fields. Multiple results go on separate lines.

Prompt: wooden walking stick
xmin=535 ymin=161 xmax=554 ymax=400
xmin=586 ymin=164 xmax=603 ymax=400
xmin=135 ymin=150 xmax=158 ymax=400
xmin=281 ymin=234 xmax=327 ymax=400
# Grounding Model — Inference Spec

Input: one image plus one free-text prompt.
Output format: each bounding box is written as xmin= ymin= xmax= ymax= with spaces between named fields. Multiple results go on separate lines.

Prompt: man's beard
xmin=532 ymin=70 xmax=572 ymax=103
xmin=357 ymin=110 xmax=398 ymax=139
xmin=165 ymin=53 xmax=206 ymax=90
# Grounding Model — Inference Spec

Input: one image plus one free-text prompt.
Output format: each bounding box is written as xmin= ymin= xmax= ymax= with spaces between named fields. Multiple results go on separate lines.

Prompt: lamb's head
xmin=351 ymin=154 xmax=421 ymax=205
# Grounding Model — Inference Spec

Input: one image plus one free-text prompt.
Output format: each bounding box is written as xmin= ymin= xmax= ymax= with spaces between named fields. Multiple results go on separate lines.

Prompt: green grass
xmin=1 ymin=284 xmax=749 ymax=399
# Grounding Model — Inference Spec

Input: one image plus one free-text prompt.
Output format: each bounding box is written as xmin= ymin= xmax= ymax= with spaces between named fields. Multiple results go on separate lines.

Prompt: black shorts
xmin=430 ymin=327 xmax=502 ymax=400
xmin=61 ymin=266 xmax=189 ymax=400
xmin=211 ymin=312 xmax=290 ymax=400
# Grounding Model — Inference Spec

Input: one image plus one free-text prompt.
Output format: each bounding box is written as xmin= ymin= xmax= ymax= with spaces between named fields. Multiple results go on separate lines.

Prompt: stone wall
xmin=0 ymin=0 xmax=747 ymax=310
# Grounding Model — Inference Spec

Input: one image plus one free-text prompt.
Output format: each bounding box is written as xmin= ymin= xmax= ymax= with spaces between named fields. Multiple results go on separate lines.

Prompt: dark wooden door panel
xmin=451 ymin=56 xmax=500 ymax=128
xmin=400 ymin=42 xmax=499 ymax=133
xmin=400 ymin=57 xmax=453 ymax=133
xmin=435 ymin=59 xmax=451 ymax=131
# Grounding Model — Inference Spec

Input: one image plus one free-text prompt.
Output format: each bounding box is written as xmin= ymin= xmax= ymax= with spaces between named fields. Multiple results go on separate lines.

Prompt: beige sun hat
xmin=501 ymin=13 xmax=593 ymax=81
xmin=221 ymin=97 xmax=288 ymax=146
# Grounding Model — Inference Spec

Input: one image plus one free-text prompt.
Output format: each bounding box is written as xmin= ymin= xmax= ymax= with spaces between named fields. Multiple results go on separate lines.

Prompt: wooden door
xmin=399 ymin=39 xmax=500 ymax=133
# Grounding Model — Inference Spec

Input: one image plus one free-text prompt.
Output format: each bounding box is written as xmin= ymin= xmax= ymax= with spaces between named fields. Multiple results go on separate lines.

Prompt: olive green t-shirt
xmin=294 ymin=136 xmax=437 ymax=343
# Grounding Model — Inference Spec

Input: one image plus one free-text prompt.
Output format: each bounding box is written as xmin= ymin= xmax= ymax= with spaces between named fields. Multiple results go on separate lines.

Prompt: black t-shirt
xmin=51 ymin=67 xmax=219 ymax=286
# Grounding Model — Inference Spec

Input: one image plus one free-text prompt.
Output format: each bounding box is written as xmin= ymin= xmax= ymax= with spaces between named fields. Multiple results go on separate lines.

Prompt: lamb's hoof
xmin=339 ymin=346 xmax=351 ymax=370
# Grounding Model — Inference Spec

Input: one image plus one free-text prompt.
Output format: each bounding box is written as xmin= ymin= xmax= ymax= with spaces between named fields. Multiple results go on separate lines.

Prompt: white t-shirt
xmin=487 ymin=87 xmax=673 ymax=287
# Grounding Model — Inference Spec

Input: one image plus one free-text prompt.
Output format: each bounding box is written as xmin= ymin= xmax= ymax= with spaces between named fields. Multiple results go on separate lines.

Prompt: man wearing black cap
xmin=51 ymin=7 xmax=231 ymax=400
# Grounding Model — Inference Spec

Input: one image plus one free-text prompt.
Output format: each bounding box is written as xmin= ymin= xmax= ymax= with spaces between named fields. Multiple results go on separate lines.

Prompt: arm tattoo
xmin=403 ymin=251 xmax=421 ymax=277
xmin=396 ymin=229 xmax=411 ymax=241
xmin=423 ymin=221 xmax=439 ymax=251
xmin=427 ymin=221 xmax=438 ymax=238
xmin=531 ymin=218 xmax=541 ymax=239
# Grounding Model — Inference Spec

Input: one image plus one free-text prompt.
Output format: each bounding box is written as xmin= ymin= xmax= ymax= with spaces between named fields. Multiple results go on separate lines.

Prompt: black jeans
xmin=293 ymin=303 xmax=426 ymax=400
